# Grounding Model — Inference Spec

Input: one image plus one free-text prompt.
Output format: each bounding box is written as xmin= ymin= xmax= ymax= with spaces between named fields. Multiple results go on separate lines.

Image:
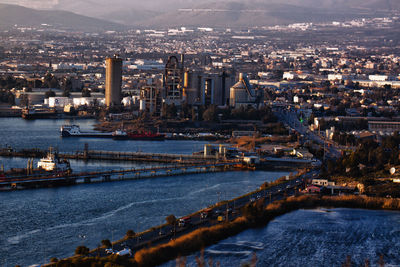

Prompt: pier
xmin=0 ymin=147 xmax=220 ymax=164
xmin=0 ymin=162 xmax=239 ymax=190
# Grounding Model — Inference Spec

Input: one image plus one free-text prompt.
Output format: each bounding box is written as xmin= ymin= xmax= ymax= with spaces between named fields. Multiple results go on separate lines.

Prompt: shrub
xmin=101 ymin=239 xmax=112 ymax=248
xmin=125 ymin=230 xmax=135 ymax=239
xmin=75 ymin=245 xmax=89 ymax=255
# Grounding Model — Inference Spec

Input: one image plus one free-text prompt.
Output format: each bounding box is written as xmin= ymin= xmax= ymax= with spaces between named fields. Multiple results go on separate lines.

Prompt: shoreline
xmin=132 ymin=195 xmax=400 ymax=266
xmin=48 ymin=193 xmax=400 ymax=266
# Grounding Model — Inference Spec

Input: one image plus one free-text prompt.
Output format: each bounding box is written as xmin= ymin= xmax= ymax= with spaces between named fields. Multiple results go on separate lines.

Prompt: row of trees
xmin=325 ymin=134 xmax=400 ymax=177
xmin=161 ymin=103 xmax=277 ymax=123
xmin=0 ymin=89 xmax=15 ymax=105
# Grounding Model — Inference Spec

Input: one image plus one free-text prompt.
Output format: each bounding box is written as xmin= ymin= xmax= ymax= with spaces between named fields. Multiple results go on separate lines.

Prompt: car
xmin=214 ymin=209 xmax=223 ymax=216
xmin=200 ymin=208 xmax=213 ymax=219
xmin=178 ymin=216 xmax=191 ymax=227
xmin=105 ymin=248 xmax=116 ymax=254
xmin=116 ymin=248 xmax=132 ymax=256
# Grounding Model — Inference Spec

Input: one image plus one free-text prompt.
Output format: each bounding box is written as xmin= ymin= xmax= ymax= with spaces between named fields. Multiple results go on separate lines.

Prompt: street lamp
xmin=110 ymin=230 xmax=116 ymax=250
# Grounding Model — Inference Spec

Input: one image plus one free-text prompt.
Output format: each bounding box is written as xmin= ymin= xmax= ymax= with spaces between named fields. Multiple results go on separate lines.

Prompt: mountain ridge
xmin=0 ymin=3 xmax=125 ymax=31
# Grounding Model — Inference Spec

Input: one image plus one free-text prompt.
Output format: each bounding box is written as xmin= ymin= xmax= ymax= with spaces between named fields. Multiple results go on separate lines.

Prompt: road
xmin=89 ymin=169 xmax=319 ymax=259
xmin=274 ymin=107 xmax=342 ymax=160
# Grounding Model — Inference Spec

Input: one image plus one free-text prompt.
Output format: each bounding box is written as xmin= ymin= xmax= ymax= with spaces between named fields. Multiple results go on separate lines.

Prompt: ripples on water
xmin=173 ymin=209 xmax=400 ymax=267
xmin=0 ymin=170 xmax=288 ymax=267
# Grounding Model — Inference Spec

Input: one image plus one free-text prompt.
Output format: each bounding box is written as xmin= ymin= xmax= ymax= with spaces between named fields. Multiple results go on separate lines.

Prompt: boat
xmin=60 ymin=125 xmax=113 ymax=138
xmin=22 ymin=107 xmax=58 ymax=120
xmin=112 ymin=129 xmax=165 ymax=141
xmin=127 ymin=131 xmax=165 ymax=140
xmin=37 ymin=151 xmax=71 ymax=174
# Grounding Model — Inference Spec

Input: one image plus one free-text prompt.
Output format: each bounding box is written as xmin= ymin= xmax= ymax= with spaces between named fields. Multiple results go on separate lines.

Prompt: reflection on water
xmin=175 ymin=209 xmax=400 ymax=267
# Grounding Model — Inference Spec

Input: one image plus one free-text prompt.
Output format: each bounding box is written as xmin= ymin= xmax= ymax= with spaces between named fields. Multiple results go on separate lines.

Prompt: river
xmin=0 ymin=118 xmax=289 ymax=266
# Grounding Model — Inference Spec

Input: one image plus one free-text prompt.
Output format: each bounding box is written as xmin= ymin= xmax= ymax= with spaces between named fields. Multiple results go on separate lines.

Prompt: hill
xmin=0 ymin=0 xmax=399 ymax=28
xmin=0 ymin=3 xmax=125 ymax=31
xmin=137 ymin=1 xmax=398 ymax=28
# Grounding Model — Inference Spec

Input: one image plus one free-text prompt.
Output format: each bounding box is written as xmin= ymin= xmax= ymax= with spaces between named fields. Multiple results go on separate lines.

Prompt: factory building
xmin=140 ymin=83 xmax=163 ymax=116
xmin=163 ymin=55 xmax=184 ymax=106
xmin=183 ymin=70 xmax=235 ymax=106
xmin=105 ymin=55 xmax=123 ymax=107
xmin=229 ymin=73 xmax=260 ymax=108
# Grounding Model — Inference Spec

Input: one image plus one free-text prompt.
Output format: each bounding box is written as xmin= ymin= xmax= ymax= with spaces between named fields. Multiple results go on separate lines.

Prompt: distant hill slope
xmin=0 ymin=3 xmax=125 ymax=31
xmin=137 ymin=1 xmax=397 ymax=28
xmin=0 ymin=0 xmax=398 ymax=29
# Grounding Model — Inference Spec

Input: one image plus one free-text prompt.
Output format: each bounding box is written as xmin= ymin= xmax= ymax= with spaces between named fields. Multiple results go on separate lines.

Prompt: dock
xmin=0 ymin=162 xmax=239 ymax=190
xmin=0 ymin=147 xmax=220 ymax=164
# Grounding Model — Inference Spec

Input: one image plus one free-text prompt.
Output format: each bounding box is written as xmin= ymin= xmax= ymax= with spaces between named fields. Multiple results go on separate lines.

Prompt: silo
xmin=105 ymin=55 xmax=123 ymax=107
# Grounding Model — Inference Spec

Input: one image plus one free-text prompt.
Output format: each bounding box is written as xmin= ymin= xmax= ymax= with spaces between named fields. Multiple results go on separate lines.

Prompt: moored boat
xmin=60 ymin=125 xmax=113 ymax=138
xmin=112 ymin=129 xmax=165 ymax=140
xmin=22 ymin=107 xmax=58 ymax=120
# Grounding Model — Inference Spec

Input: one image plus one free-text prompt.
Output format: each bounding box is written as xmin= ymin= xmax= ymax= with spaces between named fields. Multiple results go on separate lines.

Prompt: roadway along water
xmin=175 ymin=209 xmax=400 ymax=267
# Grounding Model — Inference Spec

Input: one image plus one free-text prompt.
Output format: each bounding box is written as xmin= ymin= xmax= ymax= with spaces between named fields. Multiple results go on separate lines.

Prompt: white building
xmin=369 ymin=75 xmax=388 ymax=81
xmin=48 ymin=97 xmax=71 ymax=108
xmin=283 ymin=72 xmax=296 ymax=80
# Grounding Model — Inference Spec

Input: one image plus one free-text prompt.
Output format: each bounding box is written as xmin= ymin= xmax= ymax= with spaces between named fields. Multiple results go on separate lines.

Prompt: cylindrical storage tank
xmin=204 ymin=144 xmax=212 ymax=157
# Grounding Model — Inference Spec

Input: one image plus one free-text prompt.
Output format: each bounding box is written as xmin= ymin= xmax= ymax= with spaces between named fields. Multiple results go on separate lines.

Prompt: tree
xmin=20 ymin=94 xmax=29 ymax=106
xmin=63 ymin=90 xmax=70 ymax=97
xmin=166 ymin=214 xmax=177 ymax=225
xmin=166 ymin=214 xmax=177 ymax=238
xmin=162 ymin=104 xmax=177 ymax=119
xmin=7 ymin=93 xmax=15 ymax=105
xmin=202 ymin=105 xmax=217 ymax=122
xmin=125 ymin=229 xmax=135 ymax=239
xmin=45 ymin=90 xmax=56 ymax=98
xmin=74 ymin=245 xmax=89 ymax=255
xmin=82 ymin=88 xmax=91 ymax=97
xmin=101 ymin=239 xmax=112 ymax=248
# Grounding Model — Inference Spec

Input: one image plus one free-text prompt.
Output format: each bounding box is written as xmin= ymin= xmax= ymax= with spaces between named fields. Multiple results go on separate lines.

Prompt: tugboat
xmin=60 ymin=125 xmax=113 ymax=138
xmin=37 ymin=150 xmax=71 ymax=174
xmin=112 ymin=129 xmax=129 ymax=140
